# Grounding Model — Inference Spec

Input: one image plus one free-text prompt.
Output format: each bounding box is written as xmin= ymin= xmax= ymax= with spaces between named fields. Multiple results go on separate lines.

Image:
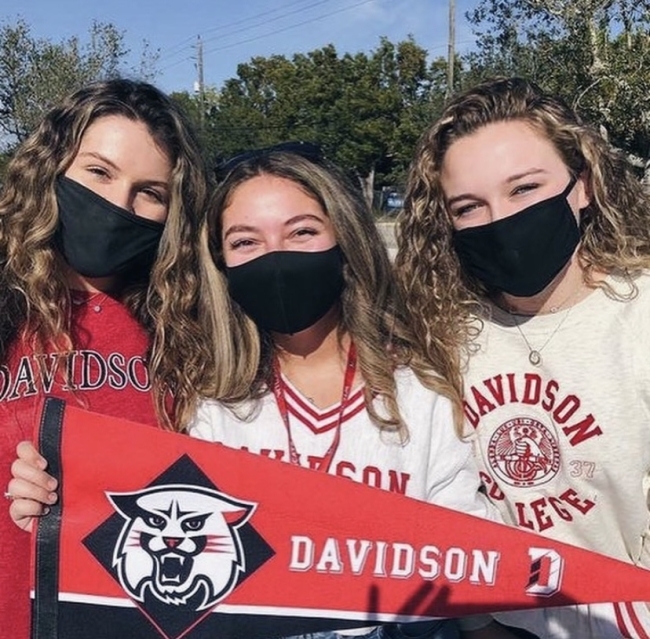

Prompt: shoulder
xmin=194 ymin=397 xmax=228 ymax=417
xmin=187 ymin=396 xmax=270 ymax=441
xmin=393 ymin=366 xmax=438 ymax=400
xmin=606 ymin=271 xmax=650 ymax=321
xmin=187 ymin=398 xmax=232 ymax=441
xmin=630 ymin=271 xmax=650 ymax=301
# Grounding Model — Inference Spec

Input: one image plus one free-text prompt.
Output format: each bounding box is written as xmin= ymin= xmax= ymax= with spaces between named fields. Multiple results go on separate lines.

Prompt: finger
xmin=8 ymin=499 xmax=48 ymax=533
xmin=16 ymin=441 xmax=48 ymax=470
xmin=7 ymin=477 xmax=58 ymax=508
xmin=11 ymin=458 xmax=58 ymax=492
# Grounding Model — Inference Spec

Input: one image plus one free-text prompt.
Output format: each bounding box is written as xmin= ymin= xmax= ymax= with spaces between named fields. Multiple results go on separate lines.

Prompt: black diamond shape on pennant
xmin=83 ymin=454 xmax=275 ymax=639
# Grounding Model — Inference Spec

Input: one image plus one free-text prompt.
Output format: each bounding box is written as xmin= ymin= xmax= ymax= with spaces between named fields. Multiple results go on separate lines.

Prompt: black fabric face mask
xmin=226 ymin=246 xmax=345 ymax=335
xmin=452 ymin=177 xmax=581 ymax=297
xmin=54 ymin=176 xmax=165 ymax=279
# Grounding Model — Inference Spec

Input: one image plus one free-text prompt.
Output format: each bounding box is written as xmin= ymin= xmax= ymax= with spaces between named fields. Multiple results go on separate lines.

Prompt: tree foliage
xmin=0 ymin=18 xmax=158 ymax=149
xmin=5 ymin=11 xmax=650 ymax=196
xmin=187 ymin=37 xmax=441 ymax=198
xmin=169 ymin=86 xmax=220 ymax=166
xmin=464 ymin=0 xmax=650 ymax=159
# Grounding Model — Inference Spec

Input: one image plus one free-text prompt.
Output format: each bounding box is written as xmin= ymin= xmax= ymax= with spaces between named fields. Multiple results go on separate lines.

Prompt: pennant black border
xmin=33 ymin=396 xmax=66 ymax=639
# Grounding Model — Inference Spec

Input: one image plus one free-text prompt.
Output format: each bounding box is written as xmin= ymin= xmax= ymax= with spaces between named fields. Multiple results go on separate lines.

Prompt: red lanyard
xmin=272 ymin=343 xmax=357 ymax=473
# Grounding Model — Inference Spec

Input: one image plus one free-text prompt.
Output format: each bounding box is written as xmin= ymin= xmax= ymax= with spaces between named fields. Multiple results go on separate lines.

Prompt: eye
xmin=511 ymin=182 xmax=539 ymax=196
xmin=141 ymin=187 xmax=168 ymax=205
xmin=450 ymin=202 xmax=479 ymax=218
xmin=293 ymin=227 xmax=318 ymax=237
xmin=145 ymin=514 xmax=166 ymax=529
xmin=182 ymin=514 xmax=209 ymax=532
xmin=229 ymin=237 xmax=256 ymax=250
xmin=87 ymin=166 xmax=111 ymax=179
xmin=288 ymin=223 xmax=323 ymax=242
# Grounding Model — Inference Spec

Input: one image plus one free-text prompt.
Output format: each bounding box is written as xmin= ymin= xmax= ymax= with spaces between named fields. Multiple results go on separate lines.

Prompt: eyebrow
xmin=505 ymin=168 xmax=548 ymax=183
xmin=223 ymin=213 xmax=326 ymax=240
xmin=76 ymin=151 xmax=120 ymax=170
xmin=446 ymin=168 xmax=549 ymax=206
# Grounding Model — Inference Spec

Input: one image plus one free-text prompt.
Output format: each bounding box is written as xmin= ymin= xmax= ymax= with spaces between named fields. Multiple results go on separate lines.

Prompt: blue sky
xmin=6 ymin=0 xmax=482 ymax=94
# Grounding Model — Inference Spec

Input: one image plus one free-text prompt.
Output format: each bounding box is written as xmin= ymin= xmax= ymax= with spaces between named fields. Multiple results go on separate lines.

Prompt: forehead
xmin=74 ymin=114 xmax=172 ymax=174
xmin=223 ymin=174 xmax=323 ymax=219
xmin=441 ymin=120 xmax=564 ymax=189
xmin=81 ymin=114 xmax=146 ymax=142
xmin=80 ymin=114 xmax=167 ymax=153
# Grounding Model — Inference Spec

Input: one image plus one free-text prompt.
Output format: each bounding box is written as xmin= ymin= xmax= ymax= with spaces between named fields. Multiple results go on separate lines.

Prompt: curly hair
xmin=198 ymin=150 xmax=464 ymax=435
xmin=0 ymin=78 xmax=210 ymax=431
xmin=395 ymin=76 xmax=650 ymax=383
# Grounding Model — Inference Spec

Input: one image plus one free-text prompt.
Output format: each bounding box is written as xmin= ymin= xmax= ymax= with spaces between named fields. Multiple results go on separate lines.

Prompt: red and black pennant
xmin=32 ymin=397 xmax=650 ymax=639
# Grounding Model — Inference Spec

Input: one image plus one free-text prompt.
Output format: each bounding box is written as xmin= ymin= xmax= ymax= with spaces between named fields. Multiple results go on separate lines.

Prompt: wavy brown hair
xmin=198 ymin=150 xmax=463 ymax=435
xmin=395 ymin=76 xmax=650 ymax=387
xmin=0 ymin=78 xmax=210 ymax=431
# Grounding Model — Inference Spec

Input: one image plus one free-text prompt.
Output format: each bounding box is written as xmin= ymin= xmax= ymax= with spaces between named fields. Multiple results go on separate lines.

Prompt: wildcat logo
xmin=107 ymin=485 xmax=256 ymax=611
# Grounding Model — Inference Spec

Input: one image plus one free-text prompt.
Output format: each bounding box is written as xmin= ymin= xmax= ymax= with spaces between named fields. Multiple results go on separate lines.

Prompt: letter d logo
xmin=526 ymin=547 xmax=564 ymax=597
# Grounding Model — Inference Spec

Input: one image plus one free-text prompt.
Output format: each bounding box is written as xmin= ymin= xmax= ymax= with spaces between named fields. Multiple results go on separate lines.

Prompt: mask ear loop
xmin=563 ymin=174 xmax=579 ymax=197
xmin=562 ymin=174 xmax=586 ymax=233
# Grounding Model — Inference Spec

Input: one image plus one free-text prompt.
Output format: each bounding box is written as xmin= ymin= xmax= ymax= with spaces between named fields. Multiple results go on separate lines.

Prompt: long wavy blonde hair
xmin=198 ymin=150 xmax=463 ymax=434
xmin=0 ymin=78 xmax=210 ymax=431
xmin=395 ymin=76 xmax=650 ymax=383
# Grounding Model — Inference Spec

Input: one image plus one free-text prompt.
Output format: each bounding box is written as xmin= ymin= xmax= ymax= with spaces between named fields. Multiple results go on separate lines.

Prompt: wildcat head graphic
xmin=107 ymin=485 xmax=256 ymax=611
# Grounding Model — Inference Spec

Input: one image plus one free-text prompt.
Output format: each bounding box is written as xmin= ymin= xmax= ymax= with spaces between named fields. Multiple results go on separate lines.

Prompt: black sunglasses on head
xmin=215 ymin=140 xmax=322 ymax=181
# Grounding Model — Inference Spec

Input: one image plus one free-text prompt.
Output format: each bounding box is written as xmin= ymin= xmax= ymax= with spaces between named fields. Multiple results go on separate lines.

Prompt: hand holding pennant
xmin=32 ymin=397 xmax=650 ymax=639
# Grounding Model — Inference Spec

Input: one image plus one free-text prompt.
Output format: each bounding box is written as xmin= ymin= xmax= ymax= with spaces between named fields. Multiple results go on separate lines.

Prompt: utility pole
xmin=446 ymin=0 xmax=456 ymax=99
xmin=196 ymin=35 xmax=205 ymax=131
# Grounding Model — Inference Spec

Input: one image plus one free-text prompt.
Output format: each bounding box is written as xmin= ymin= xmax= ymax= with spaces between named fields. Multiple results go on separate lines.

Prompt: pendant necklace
xmin=71 ymin=290 xmax=108 ymax=313
xmin=507 ymin=286 xmax=582 ymax=367
xmin=511 ymin=312 xmax=572 ymax=366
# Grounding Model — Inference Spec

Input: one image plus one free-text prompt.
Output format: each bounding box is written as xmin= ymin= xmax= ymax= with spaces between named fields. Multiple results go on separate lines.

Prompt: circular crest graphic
xmin=487 ymin=416 xmax=560 ymax=487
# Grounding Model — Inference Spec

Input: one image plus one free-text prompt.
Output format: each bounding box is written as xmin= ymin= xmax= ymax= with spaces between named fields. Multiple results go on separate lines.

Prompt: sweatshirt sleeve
xmin=425 ymin=394 xmax=502 ymax=523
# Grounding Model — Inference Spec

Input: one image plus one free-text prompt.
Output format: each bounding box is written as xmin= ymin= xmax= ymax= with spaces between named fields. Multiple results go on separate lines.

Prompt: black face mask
xmin=226 ymin=246 xmax=345 ymax=335
xmin=452 ymin=177 xmax=581 ymax=297
xmin=54 ymin=176 xmax=165 ymax=279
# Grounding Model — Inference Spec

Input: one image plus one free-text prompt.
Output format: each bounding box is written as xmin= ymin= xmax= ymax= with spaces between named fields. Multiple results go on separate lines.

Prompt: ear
xmin=222 ymin=505 xmax=252 ymax=527
xmin=107 ymin=491 xmax=142 ymax=519
xmin=576 ymin=171 xmax=592 ymax=209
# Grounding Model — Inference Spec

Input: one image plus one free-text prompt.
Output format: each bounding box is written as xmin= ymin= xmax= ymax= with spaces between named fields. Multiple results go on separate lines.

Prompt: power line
xmin=160 ymin=0 xmax=378 ymax=72
xmin=201 ymin=0 xmax=340 ymax=51
xmin=159 ymin=0 xmax=323 ymax=59
xmin=158 ymin=0 xmax=337 ymax=62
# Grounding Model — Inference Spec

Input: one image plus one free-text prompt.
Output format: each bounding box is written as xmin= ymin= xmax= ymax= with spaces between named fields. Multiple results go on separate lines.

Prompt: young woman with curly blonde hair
xmin=396 ymin=76 xmax=650 ymax=638
xmin=1 ymin=78 xmax=209 ymax=636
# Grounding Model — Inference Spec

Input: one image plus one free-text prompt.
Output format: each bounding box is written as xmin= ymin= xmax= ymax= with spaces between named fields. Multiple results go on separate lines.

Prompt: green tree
xmin=464 ymin=0 xmax=650 ymax=162
xmin=170 ymin=86 xmax=221 ymax=165
xmin=0 ymin=18 xmax=158 ymax=149
xmin=210 ymin=52 xmax=300 ymax=161
xmin=203 ymin=37 xmax=437 ymax=201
